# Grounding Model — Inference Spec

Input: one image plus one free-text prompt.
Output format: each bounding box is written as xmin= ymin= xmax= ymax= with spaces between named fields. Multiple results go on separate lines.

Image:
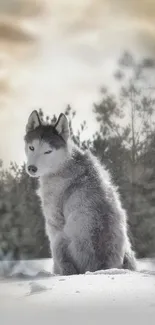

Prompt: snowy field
xmin=0 ymin=258 xmax=155 ymax=325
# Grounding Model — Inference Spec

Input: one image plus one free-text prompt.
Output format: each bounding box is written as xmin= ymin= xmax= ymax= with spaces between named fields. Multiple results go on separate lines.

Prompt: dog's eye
xmin=44 ymin=150 xmax=52 ymax=154
xmin=29 ymin=146 xmax=34 ymax=151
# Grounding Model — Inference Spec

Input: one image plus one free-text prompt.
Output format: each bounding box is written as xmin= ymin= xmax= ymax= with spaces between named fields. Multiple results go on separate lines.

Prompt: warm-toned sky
xmin=0 ymin=0 xmax=155 ymax=166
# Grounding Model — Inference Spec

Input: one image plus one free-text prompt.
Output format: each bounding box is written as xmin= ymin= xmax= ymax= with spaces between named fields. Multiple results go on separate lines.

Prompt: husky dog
xmin=24 ymin=110 xmax=136 ymax=275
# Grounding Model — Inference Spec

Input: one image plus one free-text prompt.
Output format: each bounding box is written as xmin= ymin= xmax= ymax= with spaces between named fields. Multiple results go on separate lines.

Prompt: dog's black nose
xmin=28 ymin=165 xmax=37 ymax=173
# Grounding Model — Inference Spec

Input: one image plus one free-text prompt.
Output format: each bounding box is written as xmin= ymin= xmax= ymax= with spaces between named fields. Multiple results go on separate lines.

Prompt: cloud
xmin=0 ymin=0 xmax=44 ymax=18
xmin=135 ymin=28 xmax=155 ymax=55
xmin=49 ymin=0 xmax=155 ymax=36
xmin=0 ymin=21 xmax=36 ymax=43
xmin=115 ymin=0 xmax=155 ymax=20
xmin=0 ymin=0 xmax=155 ymax=166
xmin=0 ymin=79 xmax=11 ymax=95
xmin=46 ymin=0 xmax=155 ymax=60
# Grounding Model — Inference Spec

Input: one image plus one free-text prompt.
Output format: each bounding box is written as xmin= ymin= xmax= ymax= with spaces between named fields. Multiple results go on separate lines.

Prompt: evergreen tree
xmin=93 ymin=52 xmax=155 ymax=257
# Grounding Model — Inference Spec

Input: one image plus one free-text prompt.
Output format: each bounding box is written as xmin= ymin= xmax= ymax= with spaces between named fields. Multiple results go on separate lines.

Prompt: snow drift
xmin=0 ymin=258 xmax=155 ymax=325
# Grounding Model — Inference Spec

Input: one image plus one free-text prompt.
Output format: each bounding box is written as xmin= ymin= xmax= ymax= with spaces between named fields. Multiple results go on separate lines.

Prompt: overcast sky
xmin=0 ymin=0 xmax=155 ymax=166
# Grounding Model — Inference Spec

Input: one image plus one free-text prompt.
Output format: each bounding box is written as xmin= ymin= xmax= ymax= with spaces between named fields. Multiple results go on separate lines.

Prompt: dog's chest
xmin=38 ymin=177 xmax=65 ymax=223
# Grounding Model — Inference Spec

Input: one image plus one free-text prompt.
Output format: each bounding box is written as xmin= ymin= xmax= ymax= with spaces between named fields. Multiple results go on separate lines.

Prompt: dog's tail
xmin=123 ymin=249 xmax=137 ymax=271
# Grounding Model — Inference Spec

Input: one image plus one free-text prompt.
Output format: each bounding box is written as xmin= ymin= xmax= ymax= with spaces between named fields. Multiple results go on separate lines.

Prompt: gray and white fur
xmin=24 ymin=110 xmax=136 ymax=275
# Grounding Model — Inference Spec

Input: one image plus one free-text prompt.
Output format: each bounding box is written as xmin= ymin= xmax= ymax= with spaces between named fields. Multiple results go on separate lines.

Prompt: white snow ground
xmin=0 ymin=258 xmax=155 ymax=325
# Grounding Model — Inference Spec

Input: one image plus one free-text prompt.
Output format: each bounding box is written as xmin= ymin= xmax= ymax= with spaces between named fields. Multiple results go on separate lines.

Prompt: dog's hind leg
xmin=53 ymin=233 xmax=79 ymax=276
xmin=53 ymin=261 xmax=61 ymax=275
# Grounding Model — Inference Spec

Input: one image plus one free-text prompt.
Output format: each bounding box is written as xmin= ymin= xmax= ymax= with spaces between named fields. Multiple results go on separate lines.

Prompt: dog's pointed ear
xmin=26 ymin=110 xmax=41 ymax=133
xmin=55 ymin=113 xmax=70 ymax=141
